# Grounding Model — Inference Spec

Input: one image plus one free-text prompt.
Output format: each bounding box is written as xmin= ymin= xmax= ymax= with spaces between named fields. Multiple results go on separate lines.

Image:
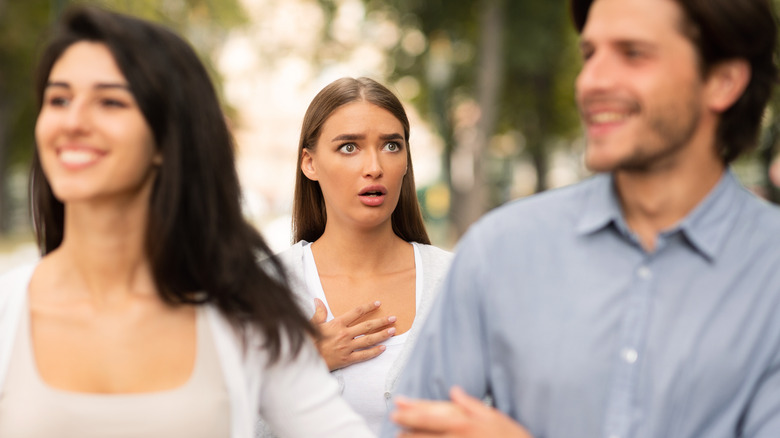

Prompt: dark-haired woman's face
xmin=35 ymin=41 xmax=160 ymax=205
xmin=301 ymin=101 xmax=407 ymax=232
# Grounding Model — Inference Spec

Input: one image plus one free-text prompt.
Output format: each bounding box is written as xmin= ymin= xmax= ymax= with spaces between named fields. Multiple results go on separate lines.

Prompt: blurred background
xmin=2 ymin=0 xmax=780 ymax=273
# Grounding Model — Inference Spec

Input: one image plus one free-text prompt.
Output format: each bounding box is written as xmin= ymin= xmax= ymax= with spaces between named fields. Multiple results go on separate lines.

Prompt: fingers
xmin=353 ymin=325 xmax=396 ymax=349
xmin=339 ymin=300 xmax=382 ymax=326
xmin=398 ymin=432 xmax=439 ymax=438
xmin=392 ymin=396 xmax=465 ymax=432
xmin=449 ymin=386 xmax=487 ymax=416
xmin=344 ymin=344 xmax=388 ymax=365
xmin=310 ymin=298 xmax=328 ymax=325
xmin=347 ymin=314 xmax=397 ymax=338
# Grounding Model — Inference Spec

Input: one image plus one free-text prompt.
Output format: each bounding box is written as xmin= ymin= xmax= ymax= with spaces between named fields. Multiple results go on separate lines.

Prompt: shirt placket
xmin=603 ymin=253 xmax=655 ymax=438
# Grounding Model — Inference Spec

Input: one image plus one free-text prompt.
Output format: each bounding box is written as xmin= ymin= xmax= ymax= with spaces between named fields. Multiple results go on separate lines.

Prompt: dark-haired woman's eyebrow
xmin=45 ymin=81 xmax=130 ymax=90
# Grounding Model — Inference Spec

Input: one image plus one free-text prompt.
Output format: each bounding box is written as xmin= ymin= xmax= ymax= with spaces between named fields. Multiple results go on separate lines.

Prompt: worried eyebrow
xmin=45 ymin=81 xmax=131 ymax=91
xmin=330 ymin=133 xmax=404 ymax=142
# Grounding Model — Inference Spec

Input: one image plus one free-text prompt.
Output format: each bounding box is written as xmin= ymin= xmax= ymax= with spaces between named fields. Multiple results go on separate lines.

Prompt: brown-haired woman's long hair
xmin=292 ymin=77 xmax=430 ymax=245
xmin=30 ymin=6 xmax=314 ymax=363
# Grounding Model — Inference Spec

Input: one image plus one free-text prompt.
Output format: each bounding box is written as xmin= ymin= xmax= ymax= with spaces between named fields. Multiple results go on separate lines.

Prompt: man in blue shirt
xmin=385 ymin=0 xmax=780 ymax=437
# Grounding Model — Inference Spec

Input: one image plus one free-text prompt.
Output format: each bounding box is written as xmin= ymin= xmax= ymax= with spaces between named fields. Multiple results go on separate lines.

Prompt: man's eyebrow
xmin=578 ymin=38 xmax=656 ymax=49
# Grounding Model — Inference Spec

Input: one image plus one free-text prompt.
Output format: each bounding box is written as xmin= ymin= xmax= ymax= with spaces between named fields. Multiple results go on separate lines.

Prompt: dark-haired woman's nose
xmin=63 ymin=100 xmax=92 ymax=135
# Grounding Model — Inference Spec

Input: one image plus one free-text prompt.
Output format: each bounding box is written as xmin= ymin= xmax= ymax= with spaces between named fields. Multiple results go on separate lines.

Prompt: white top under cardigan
xmin=278 ymin=241 xmax=452 ymax=406
xmin=0 ymin=264 xmax=373 ymax=438
xmin=0 ymin=302 xmax=230 ymax=438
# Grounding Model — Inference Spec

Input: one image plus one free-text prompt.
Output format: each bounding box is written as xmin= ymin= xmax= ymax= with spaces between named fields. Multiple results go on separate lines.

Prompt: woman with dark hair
xmin=0 ymin=6 xmax=371 ymax=438
xmin=274 ymin=77 xmax=452 ymax=434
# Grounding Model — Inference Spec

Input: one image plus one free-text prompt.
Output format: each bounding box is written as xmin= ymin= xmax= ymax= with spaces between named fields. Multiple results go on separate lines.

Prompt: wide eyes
xmin=337 ymin=141 xmax=402 ymax=154
xmin=339 ymin=143 xmax=357 ymax=154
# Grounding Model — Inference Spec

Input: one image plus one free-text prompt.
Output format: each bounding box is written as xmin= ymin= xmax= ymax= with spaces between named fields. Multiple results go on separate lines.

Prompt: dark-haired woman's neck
xmin=37 ymin=192 xmax=158 ymax=307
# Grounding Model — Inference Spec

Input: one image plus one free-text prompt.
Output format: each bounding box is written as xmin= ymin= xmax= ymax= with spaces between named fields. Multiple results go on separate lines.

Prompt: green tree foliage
xmin=363 ymin=0 xmax=582 ymax=236
xmin=0 ymin=0 xmax=52 ymax=233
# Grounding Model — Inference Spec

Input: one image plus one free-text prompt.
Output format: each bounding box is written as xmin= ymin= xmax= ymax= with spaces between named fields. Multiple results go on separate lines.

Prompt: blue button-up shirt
xmin=385 ymin=171 xmax=780 ymax=438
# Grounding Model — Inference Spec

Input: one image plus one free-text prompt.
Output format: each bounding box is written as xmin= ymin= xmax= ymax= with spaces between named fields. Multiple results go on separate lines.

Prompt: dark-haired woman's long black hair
xmin=30 ymin=5 xmax=315 ymax=362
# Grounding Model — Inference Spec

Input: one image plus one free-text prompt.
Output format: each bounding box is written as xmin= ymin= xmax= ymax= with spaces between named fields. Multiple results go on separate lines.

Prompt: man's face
xmin=575 ymin=0 xmax=707 ymax=173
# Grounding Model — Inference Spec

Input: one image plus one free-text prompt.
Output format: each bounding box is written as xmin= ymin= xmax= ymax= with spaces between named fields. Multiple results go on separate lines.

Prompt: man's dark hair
xmin=571 ymin=0 xmax=779 ymax=164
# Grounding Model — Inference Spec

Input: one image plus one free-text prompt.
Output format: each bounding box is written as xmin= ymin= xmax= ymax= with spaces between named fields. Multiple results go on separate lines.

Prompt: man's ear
xmin=705 ymin=59 xmax=751 ymax=113
xmin=301 ymin=148 xmax=318 ymax=181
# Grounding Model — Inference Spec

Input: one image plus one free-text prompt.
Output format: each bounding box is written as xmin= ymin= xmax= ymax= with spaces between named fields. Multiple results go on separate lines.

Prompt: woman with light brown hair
xmin=276 ymin=77 xmax=452 ymax=434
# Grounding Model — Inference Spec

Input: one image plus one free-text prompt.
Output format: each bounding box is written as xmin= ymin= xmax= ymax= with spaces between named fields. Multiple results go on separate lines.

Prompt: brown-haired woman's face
xmin=35 ymin=41 xmax=160 ymax=204
xmin=301 ymin=101 xmax=407 ymax=232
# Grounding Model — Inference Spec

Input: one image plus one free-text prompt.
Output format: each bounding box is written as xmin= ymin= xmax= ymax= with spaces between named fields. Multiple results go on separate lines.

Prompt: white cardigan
xmin=0 ymin=264 xmax=373 ymax=438
xmin=277 ymin=241 xmax=453 ymax=401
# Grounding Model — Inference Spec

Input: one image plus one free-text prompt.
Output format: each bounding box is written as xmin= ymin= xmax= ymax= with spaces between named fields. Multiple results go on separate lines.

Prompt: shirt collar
xmin=575 ymin=173 xmax=623 ymax=236
xmin=575 ymin=169 xmax=745 ymax=262
xmin=676 ymin=169 xmax=745 ymax=261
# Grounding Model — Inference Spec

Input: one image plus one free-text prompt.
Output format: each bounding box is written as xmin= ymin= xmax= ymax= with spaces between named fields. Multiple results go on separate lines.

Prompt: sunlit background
xmin=2 ymin=0 xmax=780 ymax=273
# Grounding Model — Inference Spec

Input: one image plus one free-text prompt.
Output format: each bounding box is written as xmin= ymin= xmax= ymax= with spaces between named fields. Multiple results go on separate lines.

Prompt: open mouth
xmin=359 ymin=186 xmax=388 ymax=197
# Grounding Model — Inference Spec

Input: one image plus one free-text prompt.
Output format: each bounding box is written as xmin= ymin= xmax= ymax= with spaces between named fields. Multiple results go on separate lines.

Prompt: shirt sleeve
xmin=381 ymin=228 xmax=492 ymax=437
xmin=258 ymin=339 xmax=374 ymax=438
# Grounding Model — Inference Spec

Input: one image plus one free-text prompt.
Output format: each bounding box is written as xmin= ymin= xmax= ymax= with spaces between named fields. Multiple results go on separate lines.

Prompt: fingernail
xmin=374 ymin=301 xmax=381 ymax=307
xmin=388 ymin=316 xmax=397 ymax=323
xmin=388 ymin=327 xmax=396 ymax=335
xmin=379 ymin=345 xmax=386 ymax=351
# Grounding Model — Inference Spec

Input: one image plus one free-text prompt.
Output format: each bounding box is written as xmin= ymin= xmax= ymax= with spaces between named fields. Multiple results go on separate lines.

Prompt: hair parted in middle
xmin=292 ymin=77 xmax=430 ymax=245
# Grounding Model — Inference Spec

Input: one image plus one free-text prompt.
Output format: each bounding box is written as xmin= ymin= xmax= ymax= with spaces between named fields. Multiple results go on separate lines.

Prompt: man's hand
xmin=391 ymin=386 xmax=533 ymax=438
xmin=311 ymin=298 xmax=396 ymax=371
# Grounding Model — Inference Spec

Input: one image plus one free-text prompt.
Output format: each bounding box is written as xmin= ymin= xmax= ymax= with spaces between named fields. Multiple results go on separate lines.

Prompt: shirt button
xmin=637 ymin=266 xmax=651 ymax=279
xmin=384 ymin=392 xmax=391 ymax=399
xmin=621 ymin=348 xmax=638 ymax=364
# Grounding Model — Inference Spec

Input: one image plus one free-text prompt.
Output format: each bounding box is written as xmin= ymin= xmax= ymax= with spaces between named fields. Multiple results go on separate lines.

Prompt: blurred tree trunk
xmin=0 ymin=96 xmax=9 ymax=235
xmin=450 ymin=0 xmax=504 ymax=236
xmin=527 ymin=74 xmax=552 ymax=193
xmin=0 ymin=0 xmax=8 ymax=235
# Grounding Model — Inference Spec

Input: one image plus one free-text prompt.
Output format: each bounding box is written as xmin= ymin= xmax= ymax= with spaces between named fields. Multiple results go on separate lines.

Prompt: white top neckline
xmin=301 ymin=241 xmax=423 ymax=347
